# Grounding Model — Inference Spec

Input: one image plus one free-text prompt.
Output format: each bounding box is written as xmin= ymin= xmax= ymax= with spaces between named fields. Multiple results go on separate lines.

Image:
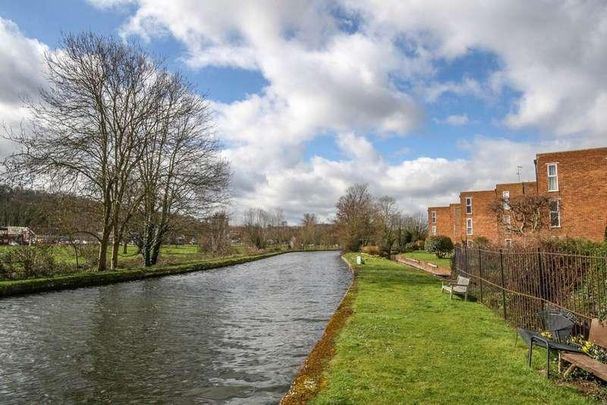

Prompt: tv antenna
xmin=516 ymin=166 xmax=523 ymax=182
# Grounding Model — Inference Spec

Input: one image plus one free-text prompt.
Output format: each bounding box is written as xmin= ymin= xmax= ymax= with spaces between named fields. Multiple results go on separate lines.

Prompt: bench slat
xmin=561 ymin=352 xmax=607 ymax=381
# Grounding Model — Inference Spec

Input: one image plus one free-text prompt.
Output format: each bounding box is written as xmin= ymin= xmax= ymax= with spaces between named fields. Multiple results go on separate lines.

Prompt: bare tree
xmin=199 ymin=211 xmax=230 ymax=255
xmin=4 ymin=33 xmax=166 ymax=271
xmin=395 ymin=212 xmax=428 ymax=251
xmin=335 ymin=184 xmax=376 ymax=251
xmin=376 ymin=196 xmax=399 ymax=256
xmin=265 ymin=208 xmax=288 ymax=247
xmin=135 ymin=74 xmax=230 ymax=266
xmin=299 ymin=213 xmax=318 ymax=248
xmin=491 ymin=195 xmax=552 ymax=237
xmin=243 ymin=208 xmax=268 ymax=249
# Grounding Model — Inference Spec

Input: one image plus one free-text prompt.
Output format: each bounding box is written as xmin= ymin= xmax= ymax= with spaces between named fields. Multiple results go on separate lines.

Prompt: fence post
xmin=478 ymin=247 xmax=483 ymax=303
xmin=463 ymin=244 xmax=468 ymax=276
xmin=537 ymin=247 xmax=545 ymax=304
xmin=500 ymin=249 xmax=507 ymax=321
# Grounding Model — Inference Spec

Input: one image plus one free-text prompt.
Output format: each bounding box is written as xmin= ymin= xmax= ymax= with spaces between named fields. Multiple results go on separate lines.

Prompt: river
xmin=0 ymin=251 xmax=351 ymax=404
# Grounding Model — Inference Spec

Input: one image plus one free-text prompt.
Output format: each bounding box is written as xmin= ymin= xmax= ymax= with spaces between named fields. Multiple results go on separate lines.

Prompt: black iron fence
xmin=454 ymin=245 xmax=607 ymax=331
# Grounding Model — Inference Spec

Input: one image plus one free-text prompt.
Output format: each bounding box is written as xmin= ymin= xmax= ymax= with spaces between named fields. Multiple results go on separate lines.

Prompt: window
xmin=465 ymin=197 xmax=472 ymax=214
xmin=503 ymin=215 xmax=511 ymax=225
xmin=466 ymin=218 xmax=473 ymax=236
xmin=431 ymin=211 xmax=437 ymax=224
xmin=550 ymin=200 xmax=561 ymax=228
xmin=432 ymin=225 xmax=437 ymax=236
xmin=505 ymin=239 xmax=513 ymax=248
xmin=502 ymin=191 xmax=510 ymax=210
xmin=547 ymin=163 xmax=559 ymax=192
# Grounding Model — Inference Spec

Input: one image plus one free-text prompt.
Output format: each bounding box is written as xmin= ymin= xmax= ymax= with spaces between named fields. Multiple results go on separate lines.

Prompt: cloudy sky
xmin=1 ymin=1 xmax=606 ymax=223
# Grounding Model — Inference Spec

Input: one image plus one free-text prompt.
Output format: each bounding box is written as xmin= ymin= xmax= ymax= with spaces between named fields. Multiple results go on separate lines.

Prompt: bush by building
xmin=424 ymin=236 xmax=454 ymax=258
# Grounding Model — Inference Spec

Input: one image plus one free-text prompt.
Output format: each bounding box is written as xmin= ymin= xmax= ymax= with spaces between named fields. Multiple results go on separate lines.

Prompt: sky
xmin=0 ymin=0 xmax=606 ymax=223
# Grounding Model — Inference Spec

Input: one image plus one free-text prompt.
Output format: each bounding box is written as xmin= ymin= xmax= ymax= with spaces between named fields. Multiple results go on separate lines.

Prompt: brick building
xmin=534 ymin=147 xmax=607 ymax=242
xmin=427 ymin=147 xmax=607 ymax=246
xmin=458 ymin=189 xmax=498 ymax=243
xmin=428 ymin=206 xmax=452 ymax=239
xmin=493 ymin=181 xmax=537 ymax=246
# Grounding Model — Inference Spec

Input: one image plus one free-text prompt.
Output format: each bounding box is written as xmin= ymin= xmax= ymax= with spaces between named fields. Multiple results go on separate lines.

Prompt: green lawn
xmin=402 ymin=250 xmax=452 ymax=268
xmin=312 ymin=254 xmax=594 ymax=404
xmin=1 ymin=244 xmax=209 ymax=266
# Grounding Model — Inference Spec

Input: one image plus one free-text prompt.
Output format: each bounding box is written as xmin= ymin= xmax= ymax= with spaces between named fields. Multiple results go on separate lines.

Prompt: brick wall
xmin=536 ymin=147 xmax=607 ymax=242
xmin=493 ymin=182 xmax=537 ymax=246
xmin=450 ymin=203 xmax=461 ymax=243
xmin=427 ymin=206 xmax=453 ymax=240
xmin=459 ymin=190 xmax=499 ymax=243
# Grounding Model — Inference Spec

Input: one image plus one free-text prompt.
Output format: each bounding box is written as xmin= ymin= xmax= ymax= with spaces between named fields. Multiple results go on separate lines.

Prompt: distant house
xmin=427 ymin=147 xmax=607 ymax=246
xmin=0 ymin=226 xmax=35 ymax=245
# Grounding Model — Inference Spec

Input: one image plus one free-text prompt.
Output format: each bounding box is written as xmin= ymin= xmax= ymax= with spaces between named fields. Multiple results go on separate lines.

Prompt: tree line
xmin=2 ymin=33 xmax=229 ymax=270
xmin=334 ymin=184 xmax=428 ymax=255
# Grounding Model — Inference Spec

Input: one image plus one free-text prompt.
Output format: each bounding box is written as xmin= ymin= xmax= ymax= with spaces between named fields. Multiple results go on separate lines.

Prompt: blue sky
xmin=0 ymin=1 xmax=605 ymax=222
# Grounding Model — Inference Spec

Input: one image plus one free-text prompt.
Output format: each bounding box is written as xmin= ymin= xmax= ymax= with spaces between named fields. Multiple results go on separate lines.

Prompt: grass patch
xmin=311 ymin=254 xmax=594 ymax=404
xmin=402 ymin=250 xmax=452 ymax=268
xmin=0 ymin=250 xmax=290 ymax=297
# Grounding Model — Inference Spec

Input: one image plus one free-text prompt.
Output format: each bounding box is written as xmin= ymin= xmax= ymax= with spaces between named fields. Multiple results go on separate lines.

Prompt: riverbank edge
xmin=0 ymin=249 xmax=337 ymax=298
xmin=281 ymin=254 xmax=358 ymax=405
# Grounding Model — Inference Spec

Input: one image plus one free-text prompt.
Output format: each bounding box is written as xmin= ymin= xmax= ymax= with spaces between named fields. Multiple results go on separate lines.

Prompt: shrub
xmin=403 ymin=242 xmax=417 ymax=252
xmin=0 ymin=246 xmax=58 ymax=279
xmin=79 ymin=245 xmax=100 ymax=268
xmin=473 ymin=236 xmax=491 ymax=249
xmin=402 ymin=240 xmax=426 ymax=253
xmin=360 ymin=245 xmax=380 ymax=256
xmin=424 ymin=236 xmax=454 ymax=258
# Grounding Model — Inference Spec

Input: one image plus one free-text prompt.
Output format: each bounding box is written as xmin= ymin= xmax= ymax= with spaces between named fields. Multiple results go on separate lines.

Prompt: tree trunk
xmin=97 ymin=228 xmax=110 ymax=271
xmin=110 ymin=237 xmax=121 ymax=270
xmin=149 ymin=225 xmax=166 ymax=266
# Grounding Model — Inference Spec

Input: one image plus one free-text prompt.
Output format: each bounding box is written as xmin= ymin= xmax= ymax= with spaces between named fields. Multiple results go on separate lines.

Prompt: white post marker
xmin=356 ymin=255 xmax=362 ymax=265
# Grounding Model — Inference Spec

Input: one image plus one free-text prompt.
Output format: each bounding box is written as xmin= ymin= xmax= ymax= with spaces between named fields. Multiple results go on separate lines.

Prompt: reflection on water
xmin=0 ymin=251 xmax=350 ymax=404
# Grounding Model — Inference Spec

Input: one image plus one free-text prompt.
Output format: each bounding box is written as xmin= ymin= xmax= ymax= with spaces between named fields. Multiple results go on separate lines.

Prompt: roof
xmin=536 ymin=146 xmax=607 ymax=158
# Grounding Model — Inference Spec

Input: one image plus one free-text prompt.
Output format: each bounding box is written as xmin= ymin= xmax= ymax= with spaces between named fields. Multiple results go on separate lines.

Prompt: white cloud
xmin=422 ymin=79 xmax=483 ymax=103
xmin=437 ymin=114 xmax=470 ymax=126
xmin=86 ymin=0 xmax=134 ymax=9
xmin=0 ymin=18 xmax=48 ymax=158
xmin=349 ymin=0 xmax=607 ymax=138
xmin=6 ymin=2 xmax=607 ymax=223
xmin=106 ymin=0 xmax=607 ymax=222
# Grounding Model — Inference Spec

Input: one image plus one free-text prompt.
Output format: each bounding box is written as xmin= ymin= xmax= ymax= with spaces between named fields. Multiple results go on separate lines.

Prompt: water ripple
xmin=0 ymin=251 xmax=351 ymax=404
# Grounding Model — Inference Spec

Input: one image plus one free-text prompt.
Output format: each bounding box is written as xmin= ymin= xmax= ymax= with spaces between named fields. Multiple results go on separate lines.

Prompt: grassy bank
xmin=0 ymin=251 xmax=289 ymax=298
xmin=311 ymin=254 xmax=593 ymax=404
xmin=402 ymin=250 xmax=452 ymax=268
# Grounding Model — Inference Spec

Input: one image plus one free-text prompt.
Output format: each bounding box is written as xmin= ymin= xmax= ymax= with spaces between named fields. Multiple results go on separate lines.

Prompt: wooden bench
xmin=441 ymin=275 xmax=470 ymax=301
xmin=560 ymin=319 xmax=607 ymax=381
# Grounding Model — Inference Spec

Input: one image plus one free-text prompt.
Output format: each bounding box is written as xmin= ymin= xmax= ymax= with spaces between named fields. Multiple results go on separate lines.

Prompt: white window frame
xmin=431 ymin=211 xmax=437 ymax=224
xmin=547 ymin=163 xmax=559 ymax=192
xmin=503 ymin=214 xmax=511 ymax=225
xmin=465 ymin=197 xmax=473 ymax=214
xmin=466 ymin=218 xmax=473 ymax=236
xmin=549 ymin=199 xmax=561 ymax=228
xmin=431 ymin=225 xmax=437 ymax=236
xmin=502 ymin=191 xmax=510 ymax=210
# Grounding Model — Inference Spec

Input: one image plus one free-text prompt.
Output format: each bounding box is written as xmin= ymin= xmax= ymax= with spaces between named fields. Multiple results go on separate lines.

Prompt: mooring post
xmin=500 ymin=249 xmax=507 ymax=321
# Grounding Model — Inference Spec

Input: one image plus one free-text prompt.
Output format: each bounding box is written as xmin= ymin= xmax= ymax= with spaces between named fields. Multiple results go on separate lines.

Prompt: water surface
xmin=0 ymin=251 xmax=351 ymax=404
